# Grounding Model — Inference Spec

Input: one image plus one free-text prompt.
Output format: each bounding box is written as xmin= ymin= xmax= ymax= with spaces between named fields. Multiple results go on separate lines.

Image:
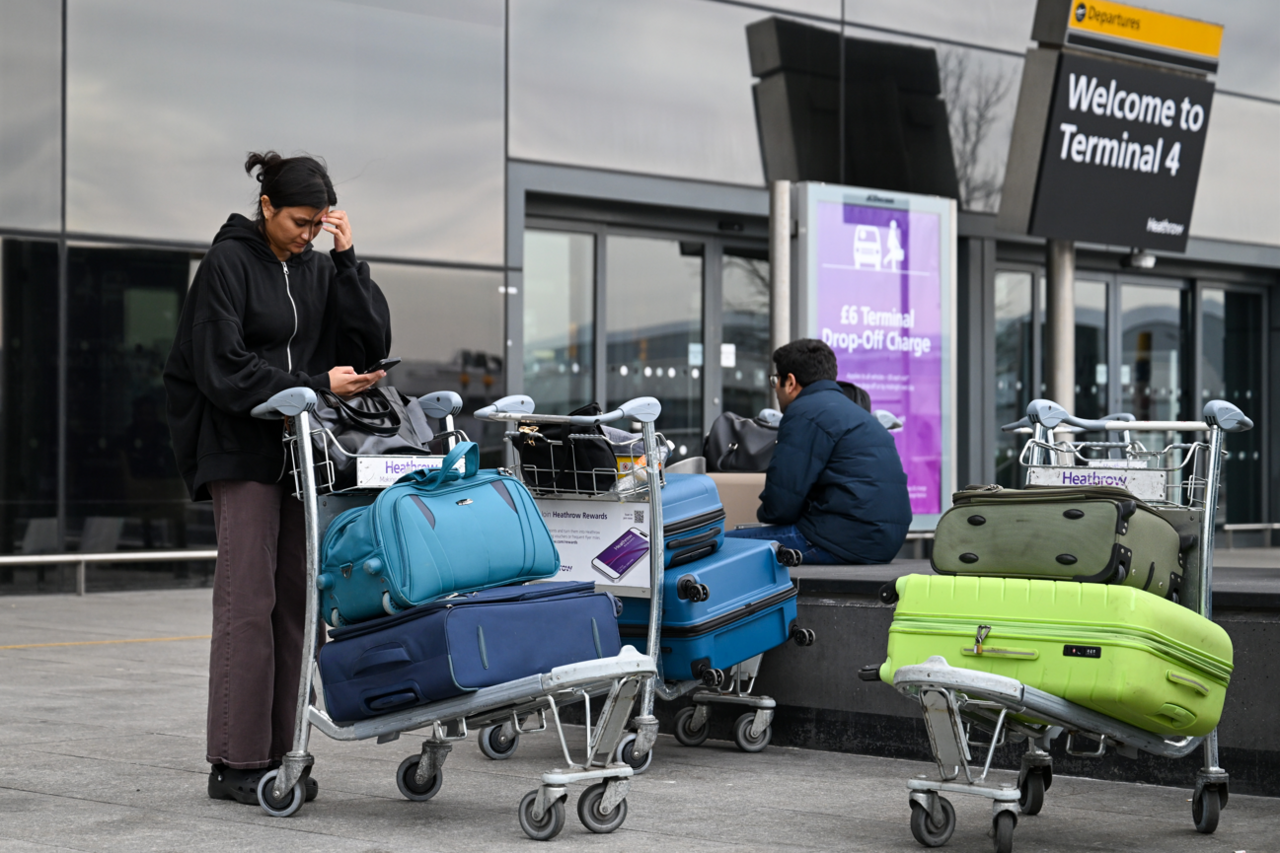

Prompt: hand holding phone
xmin=363 ymin=357 xmax=401 ymax=375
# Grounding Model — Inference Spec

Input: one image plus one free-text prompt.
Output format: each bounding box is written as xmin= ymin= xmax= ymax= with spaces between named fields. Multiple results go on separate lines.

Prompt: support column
xmin=1045 ymin=239 xmax=1075 ymax=413
xmin=769 ymin=180 xmax=791 ymax=408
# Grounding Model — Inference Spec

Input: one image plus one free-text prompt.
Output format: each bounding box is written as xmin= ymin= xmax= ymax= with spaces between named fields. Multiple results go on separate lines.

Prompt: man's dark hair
xmin=773 ymin=338 xmax=837 ymax=387
xmin=244 ymin=151 xmax=337 ymax=222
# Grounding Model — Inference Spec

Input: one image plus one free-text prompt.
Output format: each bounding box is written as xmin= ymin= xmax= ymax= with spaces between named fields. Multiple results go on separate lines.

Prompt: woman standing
xmin=164 ymin=151 xmax=391 ymax=803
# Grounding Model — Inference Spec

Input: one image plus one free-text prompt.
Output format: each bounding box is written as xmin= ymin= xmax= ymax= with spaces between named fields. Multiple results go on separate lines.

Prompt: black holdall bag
xmin=515 ymin=402 xmax=617 ymax=494
xmin=703 ymin=411 xmax=780 ymax=473
xmin=311 ymin=386 xmax=435 ymax=489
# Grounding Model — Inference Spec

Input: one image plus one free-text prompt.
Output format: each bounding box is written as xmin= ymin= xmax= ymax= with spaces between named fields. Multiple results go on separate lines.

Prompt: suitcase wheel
xmin=790 ymin=626 xmax=816 ymax=646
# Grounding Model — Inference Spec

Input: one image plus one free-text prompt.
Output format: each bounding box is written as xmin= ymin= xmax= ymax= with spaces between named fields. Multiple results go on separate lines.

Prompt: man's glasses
xmin=768 ymin=374 xmax=780 ymax=389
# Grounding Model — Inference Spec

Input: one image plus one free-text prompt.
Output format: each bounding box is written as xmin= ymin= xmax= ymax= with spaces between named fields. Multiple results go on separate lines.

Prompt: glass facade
xmin=605 ymin=235 xmax=703 ymax=459
xmin=721 ymin=247 xmax=771 ymax=419
xmin=0 ymin=0 xmax=62 ymax=232
xmin=0 ymin=0 xmax=1274 ymax=596
xmin=1201 ymin=288 xmax=1264 ymax=524
xmin=367 ymin=263 xmax=507 ymax=466
xmin=522 ymin=230 xmax=595 ymax=415
xmin=993 ymin=270 xmax=1032 ymax=487
xmin=66 ymin=0 xmax=506 ymax=264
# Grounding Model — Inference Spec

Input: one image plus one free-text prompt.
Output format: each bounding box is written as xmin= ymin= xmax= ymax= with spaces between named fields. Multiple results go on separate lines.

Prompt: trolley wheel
xmin=671 ymin=706 xmax=707 ymax=747
xmin=478 ymin=724 xmax=519 ymax=760
xmin=576 ymin=782 xmax=628 ymax=834
xmin=908 ymin=797 xmax=956 ymax=848
xmin=733 ymin=712 xmax=771 ymax=753
xmin=992 ymin=811 xmax=1016 ymax=853
xmin=615 ymin=732 xmax=653 ymax=774
xmin=519 ymin=790 xmax=566 ymax=841
xmin=256 ymin=770 xmax=304 ymax=818
xmin=1018 ymin=770 xmax=1045 ymax=816
xmin=396 ymin=755 xmax=444 ymax=802
xmin=1192 ymin=786 xmax=1221 ymax=834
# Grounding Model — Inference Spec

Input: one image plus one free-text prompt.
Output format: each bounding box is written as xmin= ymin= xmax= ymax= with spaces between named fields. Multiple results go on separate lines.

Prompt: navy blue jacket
xmin=758 ymin=380 xmax=912 ymax=563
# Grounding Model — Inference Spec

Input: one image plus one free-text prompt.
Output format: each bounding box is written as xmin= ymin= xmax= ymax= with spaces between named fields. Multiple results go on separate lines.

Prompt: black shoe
xmin=208 ymin=765 xmax=318 ymax=804
xmin=207 ymin=765 xmax=267 ymax=805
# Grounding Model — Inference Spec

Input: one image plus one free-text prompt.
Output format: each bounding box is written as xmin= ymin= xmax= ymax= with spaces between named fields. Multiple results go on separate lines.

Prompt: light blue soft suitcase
xmin=616 ymin=537 xmax=798 ymax=681
xmin=318 ymin=442 xmax=560 ymax=626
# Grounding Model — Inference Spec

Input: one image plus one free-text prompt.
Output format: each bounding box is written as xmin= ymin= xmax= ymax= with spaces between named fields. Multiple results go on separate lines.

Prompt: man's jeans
xmin=725 ymin=523 xmax=843 ymax=565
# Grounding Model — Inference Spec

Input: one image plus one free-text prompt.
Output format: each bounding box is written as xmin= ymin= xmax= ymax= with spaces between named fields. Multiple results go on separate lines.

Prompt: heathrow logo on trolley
xmin=1025 ymin=465 xmax=1167 ymax=502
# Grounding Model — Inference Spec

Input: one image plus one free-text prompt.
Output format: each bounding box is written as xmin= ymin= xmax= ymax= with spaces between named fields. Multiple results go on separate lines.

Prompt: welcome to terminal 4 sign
xmin=998 ymin=1 xmax=1223 ymax=252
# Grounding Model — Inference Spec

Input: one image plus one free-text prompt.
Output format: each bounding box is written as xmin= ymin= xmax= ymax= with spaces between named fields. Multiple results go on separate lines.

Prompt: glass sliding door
xmin=1120 ymin=283 xmax=1190 ymax=423
xmin=994 ymin=270 xmax=1033 ymax=487
xmin=1073 ymin=279 xmax=1109 ymax=420
xmin=721 ymin=246 xmax=770 ymax=420
xmin=1201 ymin=287 xmax=1263 ymax=524
xmin=523 ymin=229 xmax=595 ymax=415
xmin=605 ymin=235 xmax=703 ymax=460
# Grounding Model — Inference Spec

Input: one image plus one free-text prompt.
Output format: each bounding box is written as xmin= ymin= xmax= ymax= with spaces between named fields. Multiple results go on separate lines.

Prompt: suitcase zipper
xmin=891 ymin=616 xmax=1231 ymax=683
xmin=617 ymin=583 xmax=798 ymax=639
xmin=664 ymin=508 xmax=727 ymax=536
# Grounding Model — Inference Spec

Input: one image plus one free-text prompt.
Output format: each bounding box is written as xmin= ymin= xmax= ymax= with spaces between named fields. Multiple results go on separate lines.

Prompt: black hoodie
xmin=164 ymin=214 xmax=391 ymax=501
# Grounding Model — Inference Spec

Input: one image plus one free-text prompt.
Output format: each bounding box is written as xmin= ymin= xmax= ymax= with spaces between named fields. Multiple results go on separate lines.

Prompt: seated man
xmin=727 ymin=339 xmax=912 ymax=564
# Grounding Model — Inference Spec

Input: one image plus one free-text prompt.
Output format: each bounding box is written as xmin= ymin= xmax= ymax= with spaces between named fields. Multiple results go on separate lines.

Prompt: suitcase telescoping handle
xmin=395 ymin=441 xmax=479 ymax=489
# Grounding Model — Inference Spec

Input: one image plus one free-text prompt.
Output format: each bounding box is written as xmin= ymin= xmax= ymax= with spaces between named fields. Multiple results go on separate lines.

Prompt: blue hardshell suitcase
xmin=617 ymin=537 xmax=797 ymax=681
xmin=318 ymin=581 xmax=621 ymax=723
xmin=661 ymin=473 xmax=726 ymax=568
xmin=319 ymin=442 xmax=560 ymax=627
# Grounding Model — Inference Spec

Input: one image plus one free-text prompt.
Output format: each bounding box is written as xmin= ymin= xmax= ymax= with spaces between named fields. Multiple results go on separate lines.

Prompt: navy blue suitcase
xmin=661 ymin=473 xmax=726 ymax=568
xmin=318 ymin=581 xmax=621 ymax=723
xmin=617 ymin=538 xmax=797 ymax=681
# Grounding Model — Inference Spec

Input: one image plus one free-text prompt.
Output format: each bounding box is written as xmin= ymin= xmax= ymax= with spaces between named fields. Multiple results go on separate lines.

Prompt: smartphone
xmin=591 ymin=527 xmax=650 ymax=582
xmin=364 ymin=357 xmax=401 ymax=374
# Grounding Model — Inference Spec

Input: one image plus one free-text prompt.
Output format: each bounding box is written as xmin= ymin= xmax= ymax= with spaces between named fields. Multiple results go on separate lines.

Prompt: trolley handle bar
xmin=251 ymin=387 xmax=318 ymax=420
xmin=476 ymin=395 xmax=662 ymax=425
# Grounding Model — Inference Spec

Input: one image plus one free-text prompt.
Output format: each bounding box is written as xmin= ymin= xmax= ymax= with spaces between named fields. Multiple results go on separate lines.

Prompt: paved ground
xmin=1 ymin=589 xmax=1276 ymax=853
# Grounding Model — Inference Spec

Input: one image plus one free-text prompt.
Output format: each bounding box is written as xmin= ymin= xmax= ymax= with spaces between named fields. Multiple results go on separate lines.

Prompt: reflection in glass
xmin=523 ymin=230 xmax=594 ymax=415
xmin=66 ymin=0 xmax=505 ymax=263
xmin=509 ymin=0 xmax=765 ymax=185
xmin=1074 ymin=280 xmax=1108 ymax=420
xmin=721 ymin=247 xmax=770 ymax=419
xmin=1120 ymin=284 xmax=1188 ymax=423
xmin=605 ymin=235 xmax=702 ymax=460
xmin=1 ymin=241 xmax=60 ymax=591
xmin=0 ymin=0 xmax=63 ymax=231
xmin=1201 ymin=288 xmax=1262 ymax=524
xmin=993 ymin=271 xmax=1032 ymax=487
xmin=367 ymin=263 xmax=506 ymax=466
xmin=62 ymin=247 xmax=212 ymax=591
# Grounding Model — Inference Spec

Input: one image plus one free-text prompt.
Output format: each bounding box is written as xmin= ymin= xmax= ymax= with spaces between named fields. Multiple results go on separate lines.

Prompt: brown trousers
xmin=207 ymin=480 xmax=313 ymax=769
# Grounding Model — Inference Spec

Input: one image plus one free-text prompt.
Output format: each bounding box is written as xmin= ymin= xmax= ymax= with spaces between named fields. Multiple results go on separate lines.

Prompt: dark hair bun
xmin=244 ymin=150 xmax=284 ymax=183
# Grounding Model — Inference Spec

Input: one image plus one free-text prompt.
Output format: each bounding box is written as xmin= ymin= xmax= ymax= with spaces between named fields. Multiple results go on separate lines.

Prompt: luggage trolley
xmin=246 ymin=387 xmax=658 ymax=840
xmin=876 ymin=398 xmax=1253 ymax=852
xmin=474 ymin=396 xmax=813 ymax=764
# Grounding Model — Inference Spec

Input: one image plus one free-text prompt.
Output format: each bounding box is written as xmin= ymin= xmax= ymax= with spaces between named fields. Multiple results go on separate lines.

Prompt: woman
xmin=164 ymin=151 xmax=391 ymax=804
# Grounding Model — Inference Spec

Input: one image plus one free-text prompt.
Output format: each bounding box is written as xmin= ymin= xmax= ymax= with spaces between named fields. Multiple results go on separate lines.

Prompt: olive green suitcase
xmin=931 ymin=485 xmax=1196 ymax=601
xmin=878 ymin=575 xmax=1232 ymax=738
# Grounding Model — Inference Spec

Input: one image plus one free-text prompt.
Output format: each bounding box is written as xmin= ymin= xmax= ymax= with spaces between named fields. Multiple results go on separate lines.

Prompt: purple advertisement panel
xmin=815 ymin=201 xmax=943 ymax=516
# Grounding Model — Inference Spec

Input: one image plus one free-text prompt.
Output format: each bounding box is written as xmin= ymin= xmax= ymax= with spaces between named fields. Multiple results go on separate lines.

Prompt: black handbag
xmin=703 ymin=411 xmax=779 ymax=473
xmin=515 ymin=402 xmax=617 ymax=494
xmin=311 ymin=386 xmax=435 ymax=489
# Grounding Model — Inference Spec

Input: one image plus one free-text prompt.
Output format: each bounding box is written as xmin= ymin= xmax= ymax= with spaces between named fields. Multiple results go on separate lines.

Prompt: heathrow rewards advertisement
xmin=798 ymin=184 xmax=956 ymax=525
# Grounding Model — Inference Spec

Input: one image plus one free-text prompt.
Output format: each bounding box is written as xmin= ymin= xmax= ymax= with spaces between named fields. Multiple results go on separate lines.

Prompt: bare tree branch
xmin=939 ymin=50 xmax=1015 ymax=212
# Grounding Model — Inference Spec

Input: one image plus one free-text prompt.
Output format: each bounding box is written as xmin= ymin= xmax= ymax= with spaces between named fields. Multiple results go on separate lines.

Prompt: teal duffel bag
xmin=318 ymin=441 xmax=560 ymax=627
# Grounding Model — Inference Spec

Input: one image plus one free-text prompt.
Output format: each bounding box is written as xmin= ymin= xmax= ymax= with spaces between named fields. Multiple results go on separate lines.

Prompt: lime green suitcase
xmin=931 ymin=485 xmax=1196 ymax=601
xmin=879 ymin=575 xmax=1232 ymax=738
